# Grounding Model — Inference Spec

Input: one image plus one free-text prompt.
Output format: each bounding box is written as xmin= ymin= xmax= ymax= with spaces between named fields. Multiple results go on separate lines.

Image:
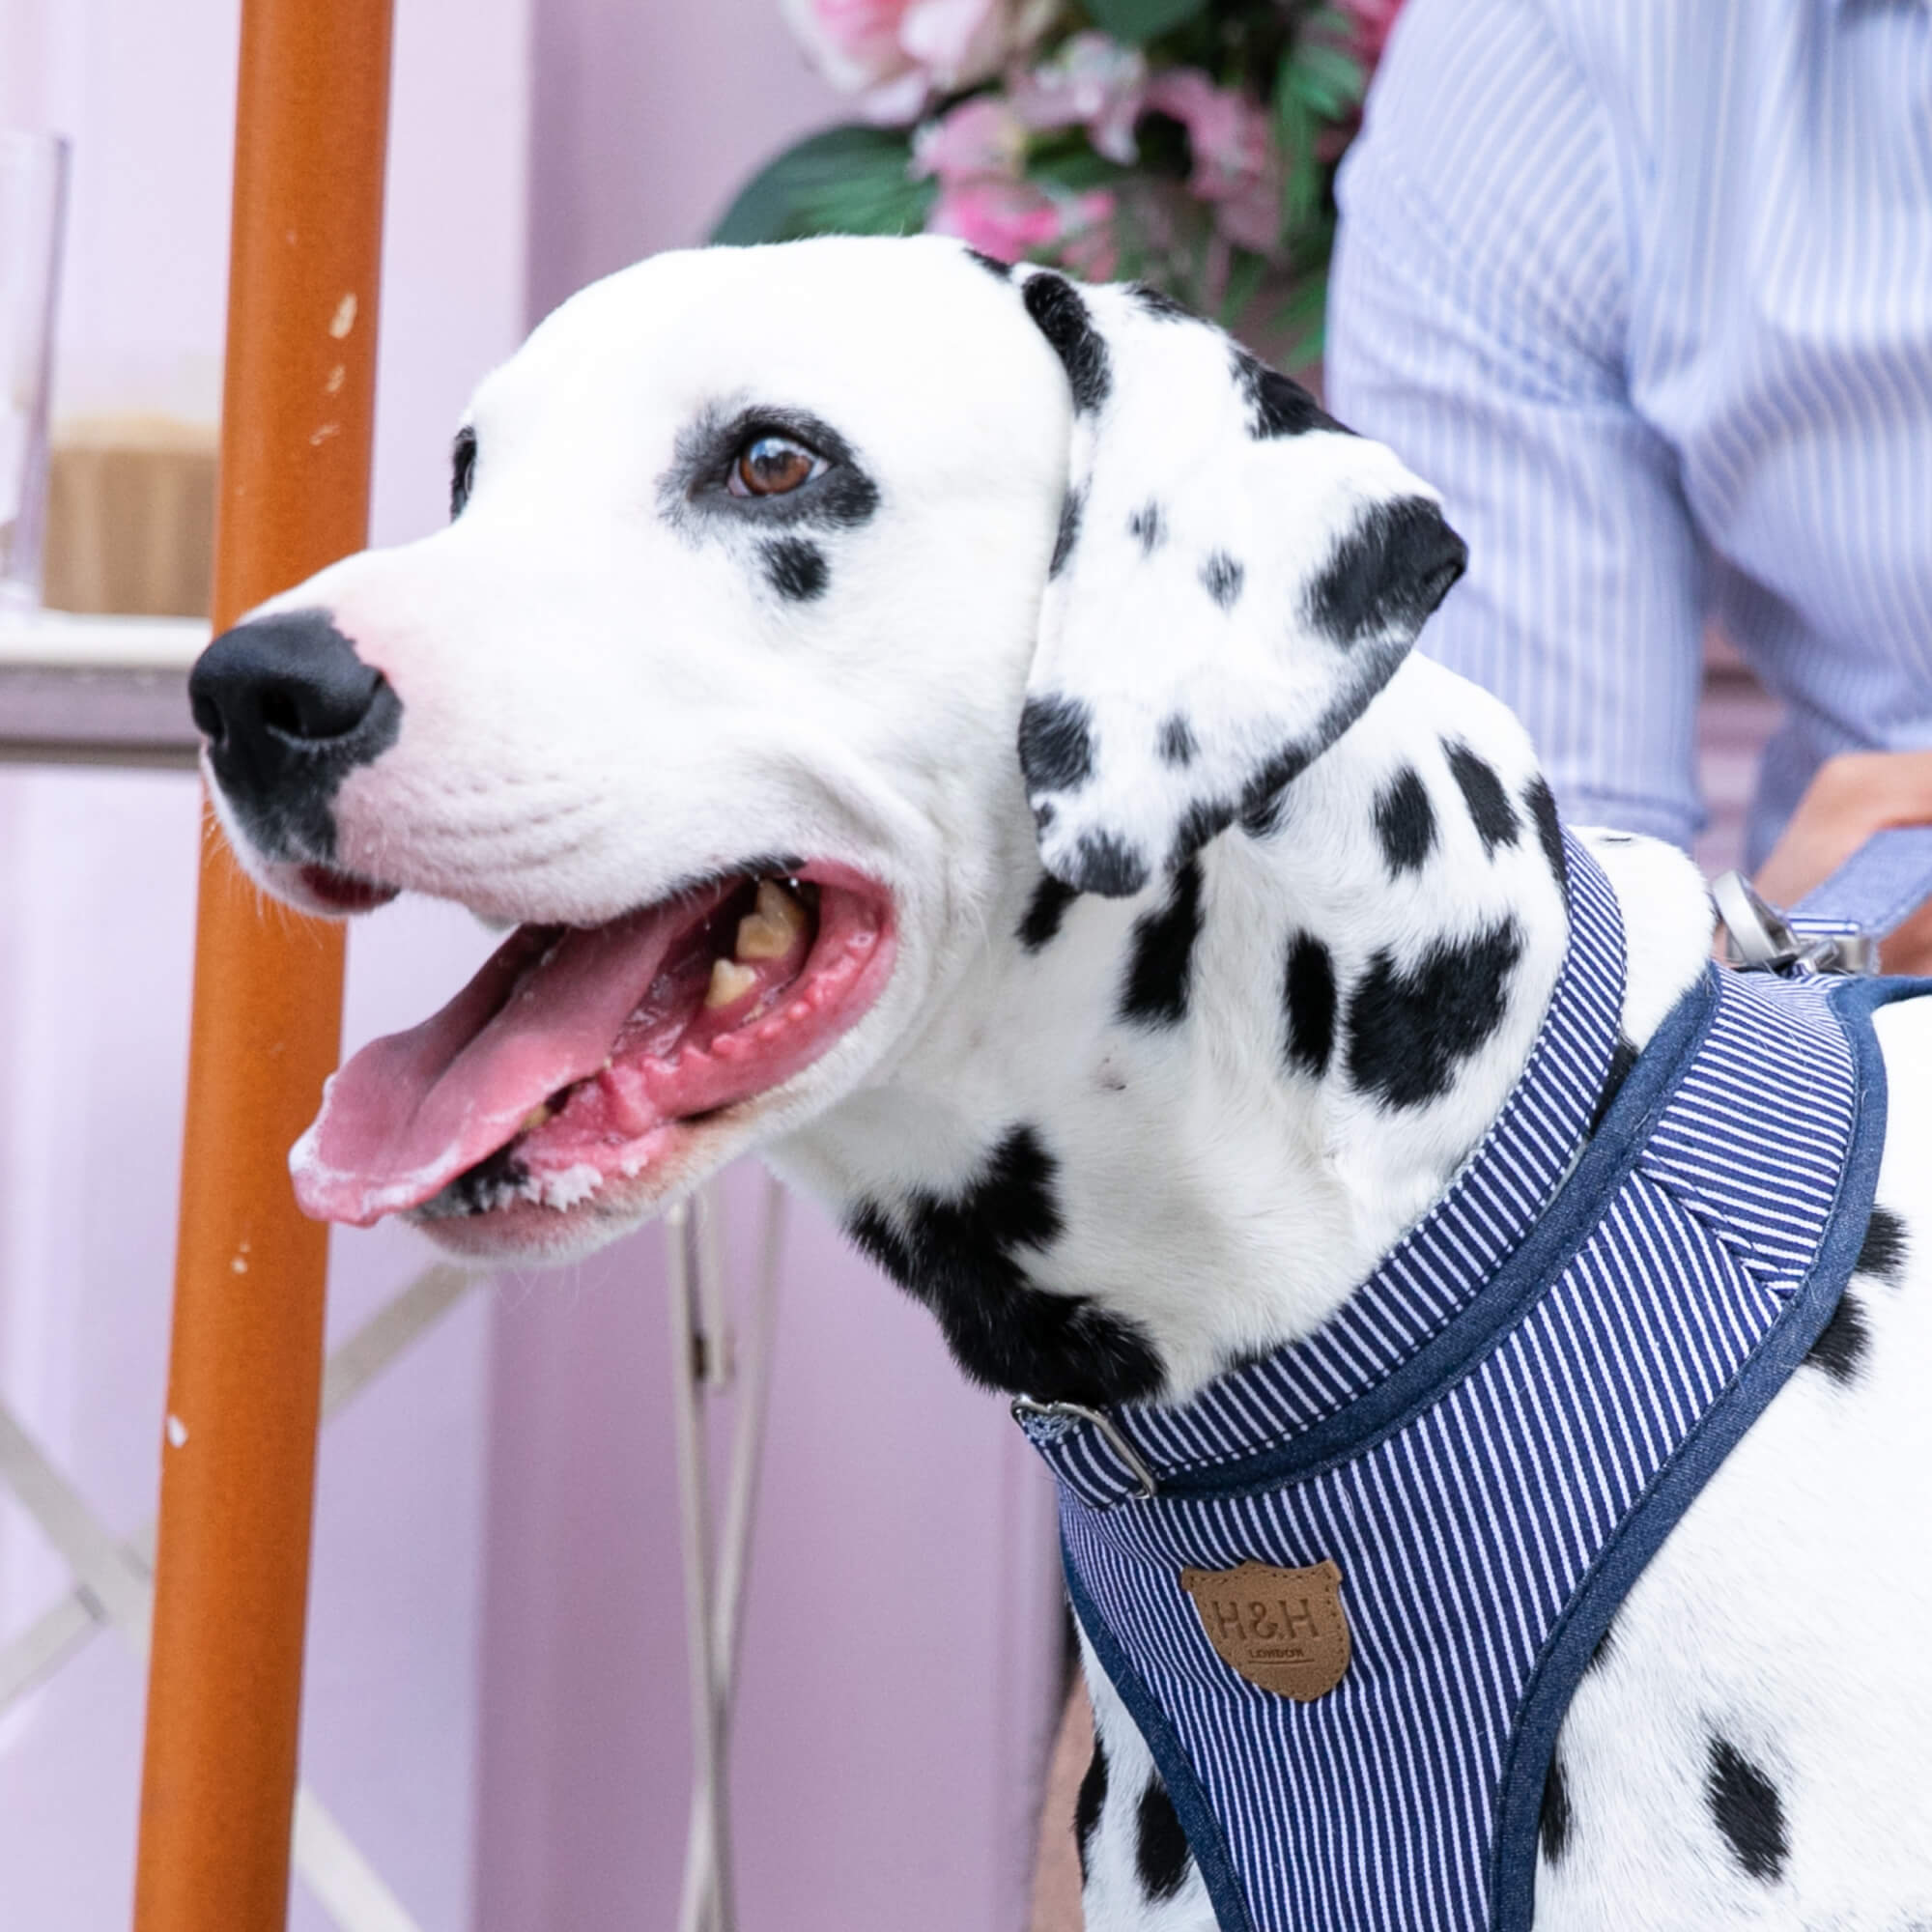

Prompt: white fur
xmin=200 ymin=236 xmax=1932 ymax=1927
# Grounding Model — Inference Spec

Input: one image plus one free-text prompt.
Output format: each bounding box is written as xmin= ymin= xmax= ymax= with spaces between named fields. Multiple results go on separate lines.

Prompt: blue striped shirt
xmin=1326 ymin=0 xmax=1932 ymax=868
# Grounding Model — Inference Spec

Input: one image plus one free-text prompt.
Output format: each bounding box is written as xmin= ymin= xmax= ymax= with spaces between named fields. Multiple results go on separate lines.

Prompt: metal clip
xmin=1711 ymin=870 xmax=1880 ymax=977
xmin=1010 ymin=1395 xmax=1160 ymax=1499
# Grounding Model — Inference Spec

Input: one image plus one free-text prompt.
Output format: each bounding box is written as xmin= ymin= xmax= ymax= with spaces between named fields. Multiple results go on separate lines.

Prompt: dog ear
xmin=1012 ymin=270 xmax=1466 ymax=896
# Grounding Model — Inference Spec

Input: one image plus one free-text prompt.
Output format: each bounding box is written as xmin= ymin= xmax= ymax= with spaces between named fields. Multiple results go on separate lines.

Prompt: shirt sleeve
xmin=1324 ymin=0 xmax=1708 ymax=848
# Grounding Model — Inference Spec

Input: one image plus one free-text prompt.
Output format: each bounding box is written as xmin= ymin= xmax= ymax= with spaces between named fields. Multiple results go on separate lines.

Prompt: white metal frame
xmin=0 ymin=1263 xmax=475 ymax=1931
xmin=666 ymin=1177 xmax=785 ymax=1932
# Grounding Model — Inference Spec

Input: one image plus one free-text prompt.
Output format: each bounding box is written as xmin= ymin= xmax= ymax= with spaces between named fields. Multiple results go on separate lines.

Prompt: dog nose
xmin=189 ymin=609 xmax=401 ymax=850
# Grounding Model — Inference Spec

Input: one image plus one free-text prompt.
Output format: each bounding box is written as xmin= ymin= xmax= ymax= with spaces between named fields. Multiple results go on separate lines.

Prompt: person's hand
xmin=1753 ymin=751 xmax=1932 ymax=975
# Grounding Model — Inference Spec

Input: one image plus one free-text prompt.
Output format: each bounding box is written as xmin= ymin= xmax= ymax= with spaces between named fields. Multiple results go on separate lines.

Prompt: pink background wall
xmin=0 ymin=3 xmax=1065 ymax=1928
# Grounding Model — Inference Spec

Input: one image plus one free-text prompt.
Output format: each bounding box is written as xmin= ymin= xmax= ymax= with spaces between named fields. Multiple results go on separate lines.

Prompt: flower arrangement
xmin=713 ymin=1 xmax=1403 ymax=350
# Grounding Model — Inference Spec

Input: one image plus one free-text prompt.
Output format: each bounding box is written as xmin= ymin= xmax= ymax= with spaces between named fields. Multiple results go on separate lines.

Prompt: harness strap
xmin=1013 ymin=833 xmax=1628 ymax=1510
xmin=1718 ymin=823 xmax=1932 ymax=976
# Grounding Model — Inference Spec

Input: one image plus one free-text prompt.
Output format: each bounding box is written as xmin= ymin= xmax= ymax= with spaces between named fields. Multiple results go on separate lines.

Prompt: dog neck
xmin=774 ymin=656 xmax=1706 ymax=1407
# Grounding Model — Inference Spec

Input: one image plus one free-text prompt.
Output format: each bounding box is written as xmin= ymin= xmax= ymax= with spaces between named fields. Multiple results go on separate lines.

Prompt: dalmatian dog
xmin=187 ymin=236 xmax=1932 ymax=1930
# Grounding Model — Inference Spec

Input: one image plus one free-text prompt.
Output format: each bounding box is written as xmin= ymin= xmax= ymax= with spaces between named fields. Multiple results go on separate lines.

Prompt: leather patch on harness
xmin=1179 ymin=1560 xmax=1350 ymax=1700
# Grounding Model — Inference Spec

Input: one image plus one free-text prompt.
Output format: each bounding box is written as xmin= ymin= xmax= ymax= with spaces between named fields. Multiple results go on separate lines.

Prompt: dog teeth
xmin=520 ymin=1103 xmax=554 ymax=1133
xmin=734 ymin=879 xmax=808 ymax=961
xmin=706 ymin=957 xmax=759 ymax=1009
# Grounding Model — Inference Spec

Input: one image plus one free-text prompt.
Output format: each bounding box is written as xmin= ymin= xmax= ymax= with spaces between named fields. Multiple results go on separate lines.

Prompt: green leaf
xmin=1272 ymin=82 xmax=1322 ymax=239
xmin=710 ymin=125 xmax=931 ymax=245
xmin=1028 ymin=145 xmax=1131 ymax=192
xmin=1083 ymin=0 xmax=1209 ymax=46
xmin=1283 ymin=43 xmax=1366 ymax=120
xmin=1217 ymin=248 xmax=1270 ymax=328
xmin=1270 ymin=268 xmax=1330 ymax=368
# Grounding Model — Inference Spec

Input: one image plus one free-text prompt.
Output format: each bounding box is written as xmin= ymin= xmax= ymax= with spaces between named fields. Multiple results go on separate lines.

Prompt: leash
xmin=1713 ymin=823 xmax=1932 ymax=975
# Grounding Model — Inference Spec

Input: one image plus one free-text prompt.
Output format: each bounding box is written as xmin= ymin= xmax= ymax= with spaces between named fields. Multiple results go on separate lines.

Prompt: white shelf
xmin=0 ymin=611 xmax=209 ymax=767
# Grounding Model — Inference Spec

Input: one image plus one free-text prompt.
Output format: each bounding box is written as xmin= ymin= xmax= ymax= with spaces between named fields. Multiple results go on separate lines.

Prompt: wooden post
xmin=134 ymin=4 xmax=393 ymax=1926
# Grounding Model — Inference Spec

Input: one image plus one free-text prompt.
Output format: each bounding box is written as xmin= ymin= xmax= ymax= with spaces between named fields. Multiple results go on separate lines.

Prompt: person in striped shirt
xmin=1326 ymin=0 xmax=1932 ymax=970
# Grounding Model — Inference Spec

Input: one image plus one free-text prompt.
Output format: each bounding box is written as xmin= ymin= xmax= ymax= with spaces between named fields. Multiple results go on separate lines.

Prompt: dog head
xmin=189 ymin=235 xmax=1461 ymax=1261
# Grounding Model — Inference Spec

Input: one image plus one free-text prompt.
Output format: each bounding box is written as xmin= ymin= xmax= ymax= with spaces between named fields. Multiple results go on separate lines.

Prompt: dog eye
xmin=450 ymin=426 xmax=476 ymax=519
xmin=729 ymin=435 xmax=822 ymax=498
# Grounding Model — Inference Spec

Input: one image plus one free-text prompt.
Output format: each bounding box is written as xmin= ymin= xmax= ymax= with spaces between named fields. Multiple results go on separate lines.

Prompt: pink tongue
xmin=292 ymin=902 xmax=699 ymax=1227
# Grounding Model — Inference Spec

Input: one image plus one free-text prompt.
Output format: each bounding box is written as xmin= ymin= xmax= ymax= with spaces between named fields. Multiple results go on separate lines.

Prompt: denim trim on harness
xmin=1018 ymin=833 xmax=1632 ymax=1508
xmin=1486 ymin=972 xmax=1918 ymax=1930
xmin=1065 ymin=1546 xmax=1258 ymax=1932
xmin=1153 ymin=969 xmax=1718 ymax=1503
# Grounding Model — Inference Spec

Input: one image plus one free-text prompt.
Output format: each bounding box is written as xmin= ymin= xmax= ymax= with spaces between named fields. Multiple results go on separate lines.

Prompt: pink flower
xmin=910 ymin=95 xmax=1028 ymax=184
xmin=1009 ymin=32 xmax=1149 ymax=166
xmin=1143 ymin=68 xmax=1282 ymax=252
xmin=1337 ymin=0 xmax=1406 ymax=66
xmin=781 ymin=0 xmax=1053 ymax=123
xmin=927 ymin=178 xmax=1116 ymax=271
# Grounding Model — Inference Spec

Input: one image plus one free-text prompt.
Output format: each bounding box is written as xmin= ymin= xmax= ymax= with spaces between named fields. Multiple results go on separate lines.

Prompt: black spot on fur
xmin=1238 ymin=743 xmax=1318 ymax=837
xmin=1347 ymin=921 xmax=1523 ymax=1108
xmin=1135 ymin=1777 xmax=1192 ymax=1903
xmin=760 ymin=537 xmax=828 ymax=601
xmin=1173 ymin=796 xmax=1235 ymax=866
xmin=1706 ymin=1738 xmax=1788 ymax=1883
xmin=1241 ymin=781 xmax=1293 ymax=839
xmin=1524 ymin=777 xmax=1568 ymax=898
xmin=1804 ymin=1289 xmax=1870 ymax=1386
xmin=1069 ymin=832 xmax=1149 ymax=898
xmin=1129 ymin=281 xmax=1195 ymax=321
xmin=847 ymin=1126 xmax=1162 ymax=1404
xmin=1128 ymin=500 xmax=1167 ymax=555
xmin=1020 ymin=695 xmax=1095 ymax=793
xmin=1121 ymin=859 xmax=1204 ymax=1028
xmin=449 ymin=426 xmax=476 ymax=519
xmin=1857 ymin=1204 xmax=1908 ymax=1284
xmin=1075 ymin=1735 xmax=1108 ymax=1886
xmin=1157 ymin=714 xmax=1197 ymax=767
xmin=1019 ymin=872 xmax=1080 ymax=952
xmin=1444 ymin=742 xmax=1520 ymax=855
xmin=1023 ymin=272 xmax=1111 ymax=413
xmin=1284 ymin=933 xmax=1337 ymax=1078
xmin=1051 ymin=486 xmax=1084 ymax=578
xmin=1539 ymin=1751 xmax=1572 ymax=1864
xmin=1374 ymin=765 xmax=1436 ymax=877
xmin=966 ymin=247 xmax=1011 ymax=279
xmin=1201 ymin=551 xmax=1245 ymax=610
xmin=1233 ymin=351 xmax=1340 ymax=439
xmin=1589 ymin=1035 xmax=1640 ymax=1137
xmin=1308 ymin=497 xmax=1467 ymax=649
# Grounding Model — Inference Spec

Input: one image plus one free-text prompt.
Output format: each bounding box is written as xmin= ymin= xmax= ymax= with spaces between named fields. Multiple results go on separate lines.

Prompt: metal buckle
xmin=1010 ymin=1395 xmax=1160 ymax=1499
xmin=1711 ymin=870 xmax=1881 ymax=977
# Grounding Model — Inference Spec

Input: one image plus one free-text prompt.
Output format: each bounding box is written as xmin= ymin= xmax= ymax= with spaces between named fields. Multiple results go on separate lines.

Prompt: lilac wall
xmin=526 ymin=0 xmax=841 ymax=318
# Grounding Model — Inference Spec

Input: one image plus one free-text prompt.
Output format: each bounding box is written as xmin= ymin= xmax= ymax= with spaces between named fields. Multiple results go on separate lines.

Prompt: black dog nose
xmin=190 ymin=608 xmax=401 ymax=853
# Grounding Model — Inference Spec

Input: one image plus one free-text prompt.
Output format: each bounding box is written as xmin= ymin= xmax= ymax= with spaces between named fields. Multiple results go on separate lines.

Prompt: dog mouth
xmin=289 ymin=860 xmax=895 ymax=1229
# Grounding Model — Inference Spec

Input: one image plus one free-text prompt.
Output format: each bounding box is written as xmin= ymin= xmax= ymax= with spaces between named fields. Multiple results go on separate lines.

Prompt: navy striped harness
xmin=1016 ymin=835 xmax=1899 ymax=1932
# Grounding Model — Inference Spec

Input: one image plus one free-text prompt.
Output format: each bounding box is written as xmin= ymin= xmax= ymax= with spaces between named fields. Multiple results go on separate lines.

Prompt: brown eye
xmin=730 ymin=435 xmax=820 ymax=497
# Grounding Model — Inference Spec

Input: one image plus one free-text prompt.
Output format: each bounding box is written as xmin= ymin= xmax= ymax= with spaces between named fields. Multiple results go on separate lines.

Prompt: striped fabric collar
xmin=1018 ymin=831 xmax=1628 ymax=1508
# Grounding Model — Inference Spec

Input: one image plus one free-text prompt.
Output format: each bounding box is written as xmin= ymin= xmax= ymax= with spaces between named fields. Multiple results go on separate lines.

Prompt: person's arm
xmin=1325 ymin=0 xmax=1708 ymax=849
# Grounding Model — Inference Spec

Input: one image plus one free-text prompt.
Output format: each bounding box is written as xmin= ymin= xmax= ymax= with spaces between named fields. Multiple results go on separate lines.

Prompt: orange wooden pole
xmin=134 ymin=4 xmax=392 ymax=1927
